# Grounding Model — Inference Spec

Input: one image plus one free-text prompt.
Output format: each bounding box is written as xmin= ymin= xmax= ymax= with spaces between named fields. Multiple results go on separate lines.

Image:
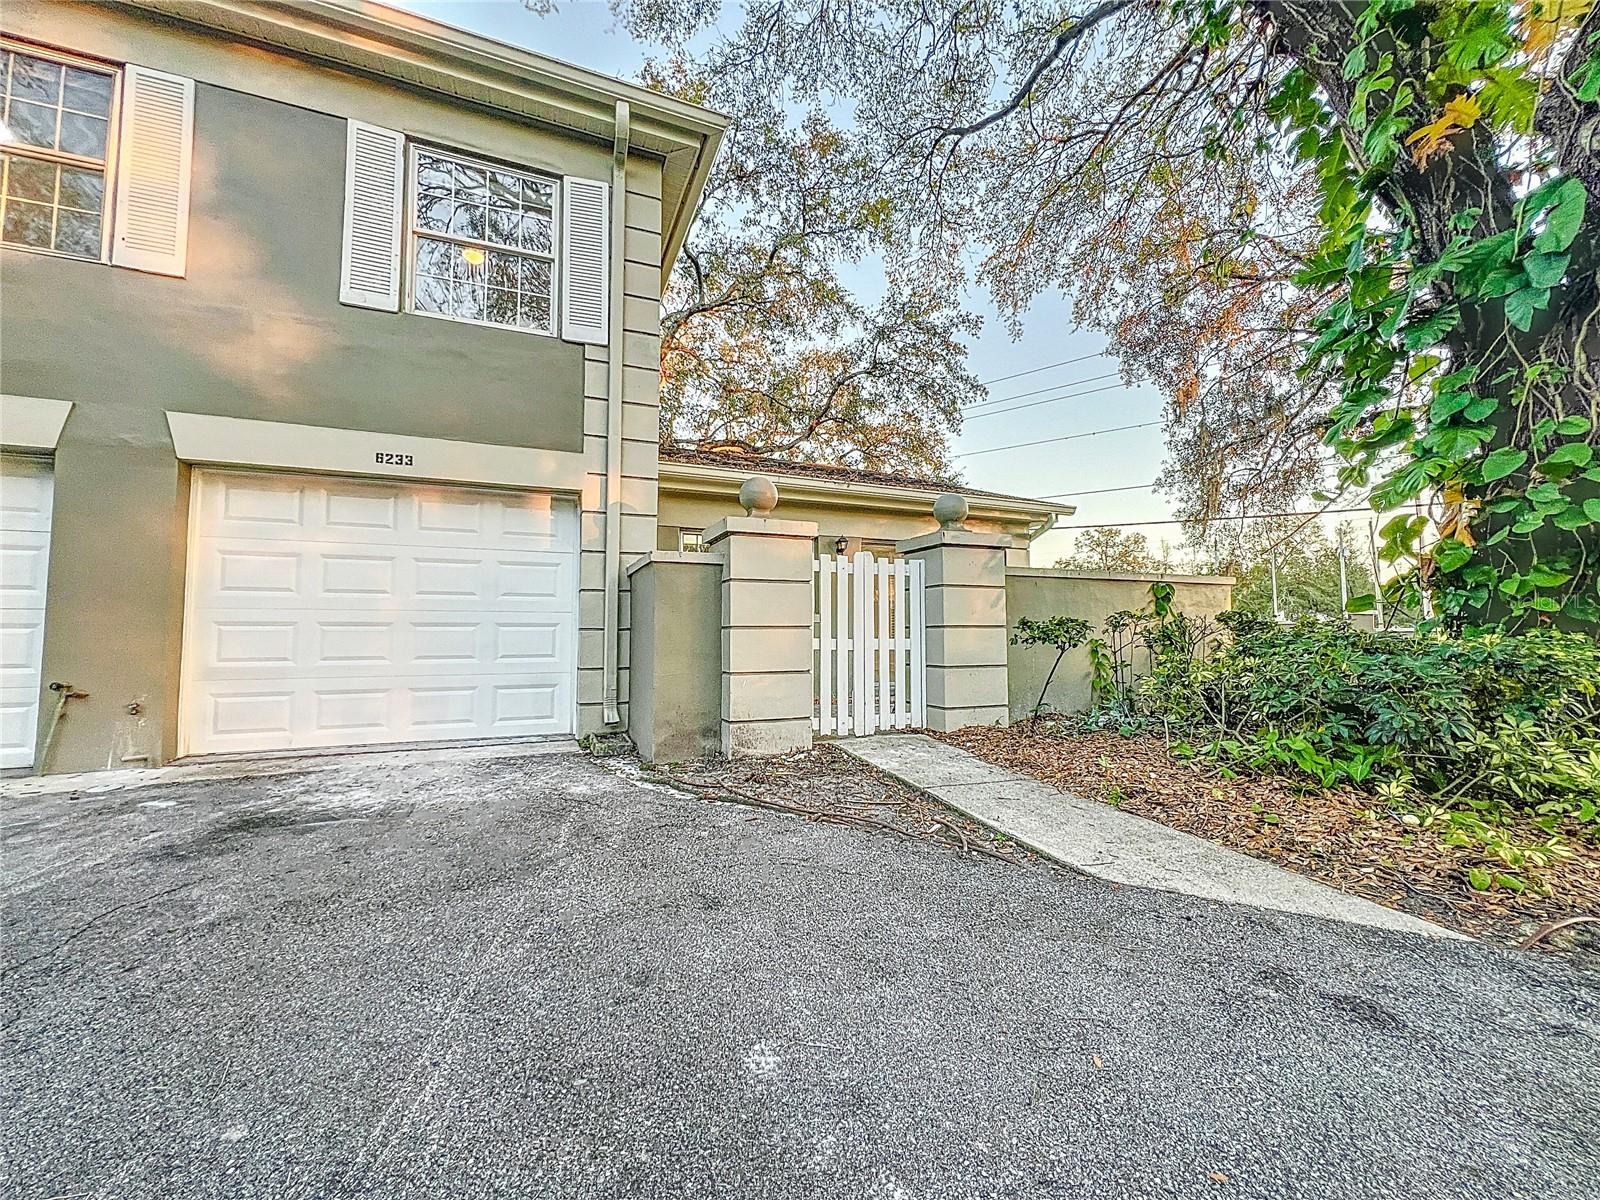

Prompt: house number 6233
xmin=375 ymin=452 xmax=414 ymax=466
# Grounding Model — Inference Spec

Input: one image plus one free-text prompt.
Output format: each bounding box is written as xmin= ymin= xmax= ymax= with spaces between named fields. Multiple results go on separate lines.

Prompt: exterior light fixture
xmin=834 ymin=536 xmax=849 ymax=556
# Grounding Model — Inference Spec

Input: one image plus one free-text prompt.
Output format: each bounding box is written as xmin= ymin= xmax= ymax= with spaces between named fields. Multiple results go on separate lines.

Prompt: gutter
xmin=602 ymin=100 xmax=630 ymax=727
xmin=1025 ymin=510 xmax=1060 ymax=545
xmin=658 ymin=134 xmax=720 ymax=278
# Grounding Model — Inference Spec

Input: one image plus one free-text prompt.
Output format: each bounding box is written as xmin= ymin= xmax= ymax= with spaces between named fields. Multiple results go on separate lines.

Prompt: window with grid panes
xmin=0 ymin=42 xmax=116 ymax=259
xmin=410 ymin=148 xmax=557 ymax=334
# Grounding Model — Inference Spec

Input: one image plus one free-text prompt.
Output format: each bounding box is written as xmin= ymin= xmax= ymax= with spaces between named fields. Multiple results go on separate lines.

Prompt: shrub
xmin=1011 ymin=615 xmax=1092 ymax=716
xmin=1142 ymin=619 xmax=1600 ymax=824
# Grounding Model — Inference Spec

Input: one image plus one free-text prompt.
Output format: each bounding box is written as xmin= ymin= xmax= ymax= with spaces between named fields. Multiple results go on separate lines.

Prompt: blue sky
xmin=392 ymin=0 xmax=1180 ymax=565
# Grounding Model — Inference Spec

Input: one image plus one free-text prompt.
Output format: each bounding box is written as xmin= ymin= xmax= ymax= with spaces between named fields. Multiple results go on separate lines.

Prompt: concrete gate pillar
xmin=896 ymin=494 xmax=1011 ymax=731
xmin=704 ymin=477 xmax=817 ymax=757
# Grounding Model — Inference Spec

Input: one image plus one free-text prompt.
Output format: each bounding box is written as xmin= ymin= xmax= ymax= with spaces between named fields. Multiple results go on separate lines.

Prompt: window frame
xmin=679 ymin=529 xmax=707 ymax=553
xmin=402 ymin=143 xmax=560 ymax=338
xmin=0 ymin=37 xmax=121 ymax=264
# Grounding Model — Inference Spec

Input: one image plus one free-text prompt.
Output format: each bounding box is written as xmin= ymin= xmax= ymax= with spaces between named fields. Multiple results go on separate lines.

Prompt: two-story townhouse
xmin=0 ymin=0 xmax=725 ymax=773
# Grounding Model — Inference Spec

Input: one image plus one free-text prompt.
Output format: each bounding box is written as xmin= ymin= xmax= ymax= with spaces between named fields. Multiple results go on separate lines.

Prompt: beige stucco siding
xmin=658 ymin=488 xmax=1039 ymax=565
xmin=576 ymin=177 xmax=663 ymax=736
xmin=0 ymin=4 xmax=668 ymax=767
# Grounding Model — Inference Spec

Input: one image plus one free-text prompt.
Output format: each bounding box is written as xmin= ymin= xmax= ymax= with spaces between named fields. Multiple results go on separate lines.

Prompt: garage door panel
xmin=0 ymin=532 xmax=52 ymax=605
xmin=0 ymin=614 xmax=47 ymax=687
xmin=199 ymin=472 xmax=568 ymax=551
xmin=325 ymin=489 xmax=398 ymax=532
xmin=320 ymin=554 xmax=395 ymax=599
xmin=0 ymin=465 xmax=54 ymax=532
xmin=211 ymin=620 xmax=299 ymax=668
xmin=317 ymin=620 xmax=394 ymax=666
xmin=192 ymin=674 xmax=573 ymax=751
xmin=495 ymin=621 xmax=563 ymax=665
xmin=491 ymin=681 xmax=561 ymax=729
xmin=190 ymin=541 xmax=575 ymax=613
xmin=183 ymin=470 xmax=578 ymax=755
xmin=214 ymin=548 xmax=302 ymax=597
xmin=192 ymin=611 xmax=576 ymax=680
xmin=220 ymin=479 xmax=305 ymax=526
xmin=0 ymin=696 xmax=41 ymax=766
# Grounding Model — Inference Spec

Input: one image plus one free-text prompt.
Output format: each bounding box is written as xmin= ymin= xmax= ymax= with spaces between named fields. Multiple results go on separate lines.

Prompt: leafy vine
xmin=1198 ymin=0 xmax=1599 ymax=628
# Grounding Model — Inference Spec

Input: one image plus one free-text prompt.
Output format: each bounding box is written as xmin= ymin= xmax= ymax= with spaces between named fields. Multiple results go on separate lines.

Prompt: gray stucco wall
xmin=0 ymin=83 xmax=584 ymax=445
xmin=1005 ymin=570 xmax=1235 ymax=719
xmin=628 ymin=556 xmax=721 ymax=763
xmin=0 ymin=4 xmax=656 ymax=772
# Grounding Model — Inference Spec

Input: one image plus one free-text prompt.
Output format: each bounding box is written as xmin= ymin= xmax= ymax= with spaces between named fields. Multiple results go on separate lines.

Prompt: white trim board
xmin=0 ymin=396 xmax=75 ymax=452
xmin=165 ymin=412 xmax=588 ymax=493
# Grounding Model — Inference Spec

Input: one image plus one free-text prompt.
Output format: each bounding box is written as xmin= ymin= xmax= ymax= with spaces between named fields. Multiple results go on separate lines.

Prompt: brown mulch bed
xmin=643 ymin=744 xmax=1048 ymax=869
xmin=937 ymin=720 xmax=1600 ymax=953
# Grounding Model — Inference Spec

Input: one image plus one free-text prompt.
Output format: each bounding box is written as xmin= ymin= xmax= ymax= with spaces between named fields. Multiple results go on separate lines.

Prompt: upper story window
xmin=409 ymin=148 xmax=557 ymax=335
xmin=0 ymin=42 xmax=117 ymax=260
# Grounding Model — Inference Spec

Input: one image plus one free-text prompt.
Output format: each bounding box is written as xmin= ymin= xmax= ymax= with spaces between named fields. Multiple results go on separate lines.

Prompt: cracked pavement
xmin=2 ymin=747 xmax=1597 ymax=1199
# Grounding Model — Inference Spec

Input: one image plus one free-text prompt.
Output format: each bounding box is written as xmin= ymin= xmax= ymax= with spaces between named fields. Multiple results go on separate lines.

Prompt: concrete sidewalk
xmin=839 ymin=733 xmax=1462 ymax=940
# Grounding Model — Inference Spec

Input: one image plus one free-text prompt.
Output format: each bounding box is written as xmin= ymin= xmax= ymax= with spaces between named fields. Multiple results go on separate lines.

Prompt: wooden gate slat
xmin=816 ymin=556 xmax=832 ymax=734
xmin=910 ymin=557 xmax=927 ymax=727
xmin=875 ymin=557 xmax=890 ymax=734
xmin=835 ymin=554 xmax=851 ymax=734
xmin=857 ymin=550 xmax=870 ymax=739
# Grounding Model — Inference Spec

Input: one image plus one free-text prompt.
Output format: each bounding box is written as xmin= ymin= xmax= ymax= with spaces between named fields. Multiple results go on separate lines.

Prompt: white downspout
xmin=602 ymin=100 xmax=630 ymax=727
xmin=1024 ymin=511 xmax=1059 ymax=564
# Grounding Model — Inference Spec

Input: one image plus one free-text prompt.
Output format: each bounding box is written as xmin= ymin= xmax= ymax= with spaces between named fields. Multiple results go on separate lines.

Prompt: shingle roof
xmin=658 ymin=446 xmax=1064 ymax=509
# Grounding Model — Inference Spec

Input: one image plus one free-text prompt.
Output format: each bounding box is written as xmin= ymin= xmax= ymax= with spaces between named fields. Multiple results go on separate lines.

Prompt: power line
xmin=966 ymin=381 xmax=1128 ymax=421
xmin=976 ymin=351 xmax=1109 ymax=388
xmin=1040 ymin=481 xmax=1157 ymax=499
xmin=1050 ymin=506 xmax=1376 ymax=530
xmin=965 ymin=371 xmax=1123 ymax=412
xmin=956 ymin=420 xmax=1160 ymax=459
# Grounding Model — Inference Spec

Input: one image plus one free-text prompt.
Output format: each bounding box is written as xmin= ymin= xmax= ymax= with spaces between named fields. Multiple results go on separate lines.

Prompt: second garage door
xmin=181 ymin=470 xmax=578 ymax=757
xmin=0 ymin=455 xmax=54 ymax=770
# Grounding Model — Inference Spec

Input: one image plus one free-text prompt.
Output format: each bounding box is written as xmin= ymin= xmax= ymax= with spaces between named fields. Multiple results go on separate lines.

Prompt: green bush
xmin=1011 ymin=615 xmax=1092 ymax=717
xmin=1142 ymin=617 xmax=1600 ymax=824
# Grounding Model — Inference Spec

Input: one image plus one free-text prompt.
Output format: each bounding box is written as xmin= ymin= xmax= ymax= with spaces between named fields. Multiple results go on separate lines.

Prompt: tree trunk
xmin=1260 ymin=0 xmax=1599 ymax=626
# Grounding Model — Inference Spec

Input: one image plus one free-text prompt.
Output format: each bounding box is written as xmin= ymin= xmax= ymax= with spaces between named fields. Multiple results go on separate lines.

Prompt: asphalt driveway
xmin=2 ymin=746 xmax=1596 ymax=1199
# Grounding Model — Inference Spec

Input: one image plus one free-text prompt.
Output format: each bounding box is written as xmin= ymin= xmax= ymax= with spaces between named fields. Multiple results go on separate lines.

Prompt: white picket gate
xmin=814 ymin=553 xmax=926 ymax=736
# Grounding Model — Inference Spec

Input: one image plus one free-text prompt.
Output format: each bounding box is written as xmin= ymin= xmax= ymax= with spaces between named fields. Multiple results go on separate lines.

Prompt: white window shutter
xmin=340 ymin=120 xmax=404 ymax=311
xmin=111 ymin=65 xmax=194 ymax=277
xmin=561 ymin=176 xmax=610 ymax=344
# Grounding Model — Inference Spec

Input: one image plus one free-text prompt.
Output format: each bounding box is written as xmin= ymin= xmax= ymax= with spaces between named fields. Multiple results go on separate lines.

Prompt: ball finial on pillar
xmin=740 ymin=475 xmax=779 ymax=516
xmin=933 ymin=492 xmax=970 ymax=530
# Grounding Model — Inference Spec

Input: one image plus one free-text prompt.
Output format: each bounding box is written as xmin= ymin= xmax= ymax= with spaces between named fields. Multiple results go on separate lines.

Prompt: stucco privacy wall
xmin=626 ymin=553 xmax=721 ymax=763
xmin=0 ymin=2 xmax=664 ymax=767
xmin=1005 ymin=569 xmax=1236 ymax=719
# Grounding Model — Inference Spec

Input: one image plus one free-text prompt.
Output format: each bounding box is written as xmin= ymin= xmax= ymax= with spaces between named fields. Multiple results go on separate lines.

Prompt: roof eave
xmin=113 ymin=0 xmax=727 ymax=273
xmin=659 ymin=460 xmax=1077 ymax=521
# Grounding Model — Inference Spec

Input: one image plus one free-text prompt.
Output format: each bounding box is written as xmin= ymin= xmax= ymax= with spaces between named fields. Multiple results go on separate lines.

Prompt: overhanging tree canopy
xmin=621 ymin=0 xmax=1598 ymax=628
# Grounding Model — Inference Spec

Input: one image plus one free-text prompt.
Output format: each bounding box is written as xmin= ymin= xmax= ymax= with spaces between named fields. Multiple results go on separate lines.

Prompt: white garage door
xmin=181 ymin=470 xmax=578 ymax=757
xmin=0 ymin=456 xmax=54 ymax=769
